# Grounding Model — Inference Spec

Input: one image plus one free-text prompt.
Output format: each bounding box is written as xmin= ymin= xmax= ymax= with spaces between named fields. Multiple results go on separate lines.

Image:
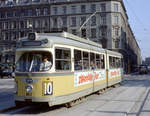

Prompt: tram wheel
xmin=65 ymin=102 xmax=73 ymax=108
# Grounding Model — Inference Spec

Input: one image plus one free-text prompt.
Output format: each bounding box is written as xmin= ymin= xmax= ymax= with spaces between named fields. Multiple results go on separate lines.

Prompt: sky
xmin=123 ymin=0 xmax=150 ymax=60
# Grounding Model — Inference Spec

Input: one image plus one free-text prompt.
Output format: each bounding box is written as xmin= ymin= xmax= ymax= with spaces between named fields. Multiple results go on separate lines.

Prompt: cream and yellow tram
xmin=14 ymin=32 xmax=123 ymax=107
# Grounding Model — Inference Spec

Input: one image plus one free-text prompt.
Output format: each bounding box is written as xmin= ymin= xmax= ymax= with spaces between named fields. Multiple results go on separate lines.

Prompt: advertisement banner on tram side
xmin=74 ymin=70 xmax=106 ymax=87
xmin=109 ymin=69 xmax=121 ymax=79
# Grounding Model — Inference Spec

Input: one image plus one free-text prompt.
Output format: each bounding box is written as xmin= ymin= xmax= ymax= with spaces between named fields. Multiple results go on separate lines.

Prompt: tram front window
xmin=16 ymin=52 xmax=53 ymax=72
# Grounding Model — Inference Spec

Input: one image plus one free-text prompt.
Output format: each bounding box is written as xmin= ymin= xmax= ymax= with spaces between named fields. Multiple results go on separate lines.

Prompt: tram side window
xmin=109 ymin=56 xmax=113 ymax=69
xmin=55 ymin=48 xmax=71 ymax=71
xmin=83 ymin=51 xmax=89 ymax=70
xmin=109 ymin=56 xmax=122 ymax=69
xmin=96 ymin=54 xmax=101 ymax=69
xmin=121 ymin=58 xmax=123 ymax=68
xmin=113 ymin=57 xmax=116 ymax=68
xmin=100 ymin=54 xmax=105 ymax=69
xmin=116 ymin=58 xmax=121 ymax=68
xmin=74 ymin=49 xmax=82 ymax=70
xmin=90 ymin=53 xmax=96 ymax=69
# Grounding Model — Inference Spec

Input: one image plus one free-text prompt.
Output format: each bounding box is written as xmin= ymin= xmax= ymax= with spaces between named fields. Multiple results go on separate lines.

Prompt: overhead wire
xmin=123 ymin=0 xmax=150 ymax=59
xmin=124 ymin=0 xmax=150 ymax=35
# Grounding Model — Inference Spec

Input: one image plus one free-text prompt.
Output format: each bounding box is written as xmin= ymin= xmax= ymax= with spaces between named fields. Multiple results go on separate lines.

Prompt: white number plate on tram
xmin=43 ymin=82 xmax=53 ymax=96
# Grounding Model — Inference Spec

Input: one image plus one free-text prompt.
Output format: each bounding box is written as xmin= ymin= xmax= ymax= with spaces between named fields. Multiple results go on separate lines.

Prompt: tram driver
xmin=40 ymin=56 xmax=52 ymax=71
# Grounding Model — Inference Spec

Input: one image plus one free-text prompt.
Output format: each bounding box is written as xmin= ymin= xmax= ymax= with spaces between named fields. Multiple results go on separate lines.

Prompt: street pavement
xmin=0 ymin=79 xmax=15 ymax=111
xmin=0 ymin=73 xmax=150 ymax=116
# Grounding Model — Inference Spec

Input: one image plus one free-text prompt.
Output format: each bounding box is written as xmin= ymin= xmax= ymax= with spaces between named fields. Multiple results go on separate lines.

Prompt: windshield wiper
xmin=29 ymin=59 xmax=34 ymax=72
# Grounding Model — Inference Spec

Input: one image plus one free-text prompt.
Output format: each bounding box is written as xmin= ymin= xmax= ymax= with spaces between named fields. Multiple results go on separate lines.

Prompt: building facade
xmin=145 ymin=57 xmax=150 ymax=65
xmin=0 ymin=0 xmax=141 ymax=73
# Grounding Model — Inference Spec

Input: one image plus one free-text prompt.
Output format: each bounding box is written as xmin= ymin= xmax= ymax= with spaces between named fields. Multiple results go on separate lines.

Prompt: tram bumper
xmin=14 ymin=95 xmax=55 ymax=103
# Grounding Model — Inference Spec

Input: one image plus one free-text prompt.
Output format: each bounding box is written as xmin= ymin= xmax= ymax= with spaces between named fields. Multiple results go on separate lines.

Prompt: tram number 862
xmin=43 ymin=82 xmax=53 ymax=96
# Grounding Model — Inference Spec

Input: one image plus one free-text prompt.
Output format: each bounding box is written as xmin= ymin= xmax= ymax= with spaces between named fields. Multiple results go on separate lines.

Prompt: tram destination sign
xmin=22 ymin=41 xmax=41 ymax=46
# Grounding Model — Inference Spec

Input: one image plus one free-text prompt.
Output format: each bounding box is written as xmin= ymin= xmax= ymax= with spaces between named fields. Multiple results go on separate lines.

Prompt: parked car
xmin=139 ymin=65 xmax=148 ymax=74
xmin=0 ymin=68 xmax=12 ymax=78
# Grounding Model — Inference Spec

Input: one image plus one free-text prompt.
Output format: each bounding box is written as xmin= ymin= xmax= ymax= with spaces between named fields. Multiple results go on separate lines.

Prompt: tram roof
xmin=17 ymin=32 xmax=122 ymax=57
xmin=106 ymin=50 xmax=123 ymax=57
xmin=37 ymin=32 xmax=102 ymax=48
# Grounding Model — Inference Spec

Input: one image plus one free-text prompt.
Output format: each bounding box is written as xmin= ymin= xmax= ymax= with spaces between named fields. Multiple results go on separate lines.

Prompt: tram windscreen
xmin=16 ymin=51 xmax=52 ymax=72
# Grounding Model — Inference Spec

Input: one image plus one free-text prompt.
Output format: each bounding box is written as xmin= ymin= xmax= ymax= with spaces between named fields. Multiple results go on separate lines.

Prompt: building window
xmin=35 ymin=20 xmax=40 ymax=28
xmin=1 ymin=12 xmax=6 ymax=18
xmin=61 ymin=17 xmax=67 ymax=27
xmin=20 ymin=21 xmax=24 ymax=28
xmin=101 ymin=28 xmax=107 ymax=37
xmin=42 ymin=19 xmax=49 ymax=28
xmin=5 ymin=32 xmax=8 ymax=40
xmin=81 ymin=5 xmax=86 ymax=13
xmin=53 ymin=18 xmax=58 ymax=28
xmin=12 ymin=21 xmax=16 ymax=29
xmin=12 ymin=32 xmax=17 ymax=40
xmin=91 ymin=28 xmax=96 ymax=38
xmin=101 ymin=3 xmax=106 ymax=12
xmin=114 ymin=16 xmax=119 ymax=24
xmin=115 ymin=40 xmax=119 ymax=48
xmin=28 ymin=9 xmax=33 ymax=16
xmin=4 ymin=22 xmax=8 ymax=29
xmin=20 ymin=10 xmax=25 ymax=17
xmin=0 ymin=22 xmax=2 ymax=29
xmin=114 ymin=28 xmax=119 ymax=36
xmin=1 ymin=22 xmax=4 ymax=30
xmin=7 ymin=11 xmax=13 ymax=17
xmin=71 ymin=17 xmax=76 ymax=27
xmin=53 ymin=7 xmax=58 ymax=15
xmin=13 ymin=10 xmax=17 ymax=17
xmin=36 ymin=8 xmax=41 ymax=16
xmin=101 ymin=15 xmax=106 ymax=24
xmin=24 ymin=9 xmax=28 ymax=16
xmin=71 ymin=6 xmax=76 ymax=14
xmin=114 ymin=3 xmax=118 ymax=12
xmin=62 ymin=6 xmax=67 ymax=14
xmin=91 ymin=4 xmax=96 ymax=13
xmin=91 ymin=16 xmax=96 ymax=26
xmin=43 ymin=8 xmax=49 ymax=15
xmin=80 ymin=16 xmax=86 ymax=26
xmin=81 ymin=29 xmax=86 ymax=38
xmin=72 ymin=29 xmax=77 ymax=35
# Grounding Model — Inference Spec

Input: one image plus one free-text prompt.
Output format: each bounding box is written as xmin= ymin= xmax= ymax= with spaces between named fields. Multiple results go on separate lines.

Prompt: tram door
xmin=90 ymin=53 xmax=95 ymax=92
xmin=105 ymin=52 xmax=109 ymax=87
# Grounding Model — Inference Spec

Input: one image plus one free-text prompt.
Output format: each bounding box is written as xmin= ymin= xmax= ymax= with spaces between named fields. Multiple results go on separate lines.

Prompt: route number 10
xmin=44 ymin=82 xmax=53 ymax=95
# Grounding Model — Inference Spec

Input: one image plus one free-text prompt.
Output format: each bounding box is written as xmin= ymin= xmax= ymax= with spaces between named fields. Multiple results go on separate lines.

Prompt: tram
xmin=14 ymin=32 xmax=123 ymax=107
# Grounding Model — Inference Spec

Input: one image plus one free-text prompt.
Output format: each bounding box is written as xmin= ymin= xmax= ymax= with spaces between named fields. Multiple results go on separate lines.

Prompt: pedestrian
xmin=40 ymin=56 xmax=52 ymax=71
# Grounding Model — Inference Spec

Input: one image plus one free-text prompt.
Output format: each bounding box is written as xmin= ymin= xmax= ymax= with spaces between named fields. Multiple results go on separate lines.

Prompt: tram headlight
xmin=28 ymin=32 xmax=37 ymax=40
xmin=26 ymin=85 xmax=33 ymax=93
